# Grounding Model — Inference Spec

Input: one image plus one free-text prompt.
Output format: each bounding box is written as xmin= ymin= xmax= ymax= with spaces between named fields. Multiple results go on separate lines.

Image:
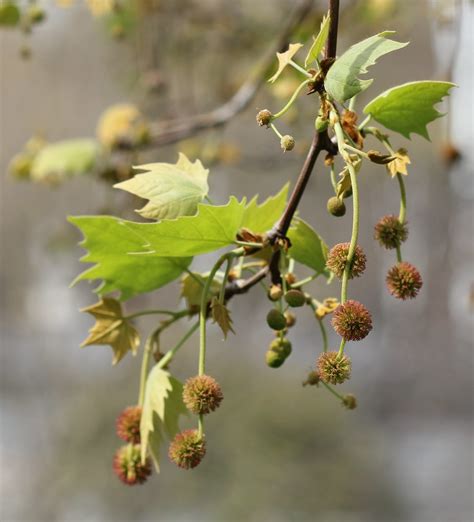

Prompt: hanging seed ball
xmin=270 ymin=337 xmax=292 ymax=358
xmin=332 ymin=300 xmax=373 ymax=341
xmin=256 ymin=109 xmax=273 ymax=127
xmin=326 ymin=243 xmax=367 ymax=279
xmin=113 ymin=444 xmax=152 ymax=486
xmin=280 ymin=135 xmax=295 ymax=152
xmin=317 ymin=351 xmax=352 ymax=385
xmin=327 ymin=196 xmax=346 ymax=217
xmin=303 ymin=370 xmax=320 ymax=387
xmin=182 ymin=375 xmax=223 ymax=415
xmin=266 ymin=309 xmax=287 ymax=331
xmin=268 ymin=284 xmax=283 ymax=301
xmin=285 ymin=289 xmax=306 ymax=308
xmin=169 ymin=429 xmax=206 ymax=470
xmin=374 ymin=215 xmax=408 ymax=249
xmin=342 ymin=394 xmax=357 ymax=410
xmin=265 ymin=349 xmax=285 ymax=368
xmin=116 ymin=406 xmax=142 ymax=444
xmin=284 ymin=311 xmax=296 ymax=328
xmin=386 ymin=262 xmax=423 ymax=300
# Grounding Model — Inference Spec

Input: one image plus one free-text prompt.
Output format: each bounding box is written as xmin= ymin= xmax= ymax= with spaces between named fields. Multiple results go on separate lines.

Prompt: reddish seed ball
xmin=113 ymin=444 xmax=152 ymax=486
xmin=169 ymin=429 xmax=206 ymax=470
xmin=182 ymin=375 xmax=223 ymax=415
xmin=116 ymin=406 xmax=142 ymax=444
xmin=386 ymin=262 xmax=423 ymax=300
xmin=374 ymin=215 xmax=408 ymax=250
xmin=326 ymin=243 xmax=367 ymax=279
xmin=317 ymin=351 xmax=352 ymax=385
xmin=332 ymin=300 xmax=373 ymax=341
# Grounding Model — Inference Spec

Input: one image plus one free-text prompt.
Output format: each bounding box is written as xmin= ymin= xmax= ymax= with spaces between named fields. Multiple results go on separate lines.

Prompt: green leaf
xmin=363 ymin=81 xmax=456 ymax=139
xmin=288 ymin=218 xmax=328 ymax=275
xmin=324 ymin=32 xmax=408 ymax=103
xmin=181 ymin=273 xmax=221 ymax=310
xmin=241 ymin=183 xmax=289 ymax=233
xmin=140 ymin=368 xmax=188 ymax=471
xmin=31 ymin=139 xmax=100 ymax=184
xmin=0 ymin=3 xmax=20 ymax=26
xmin=268 ymin=43 xmax=304 ymax=83
xmin=304 ymin=13 xmax=330 ymax=68
xmin=69 ymin=216 xmax=192 ymax=300
xmin=80 ymin=298 xmax=140 ymax=365
xmin=115 ymin=153 xmax=209 ymax=220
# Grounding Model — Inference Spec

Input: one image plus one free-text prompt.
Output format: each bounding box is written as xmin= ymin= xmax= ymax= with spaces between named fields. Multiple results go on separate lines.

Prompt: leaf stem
xmin=318 ymin=318 xmax=329 ymax=352
xmin=358 ymin=114 xmax=371 ymax=131
xmin=321 ymin=381 xmax=345 ymax=402
xmin=289 ymin=60 xmax=313 ymax=78
xmin=272 ymin=79 xmax=312 ymax=119
xmin=125 ymin=309 xmax=179 ymax=320
xmin=270 ymin=122 xmax=283 ymax=139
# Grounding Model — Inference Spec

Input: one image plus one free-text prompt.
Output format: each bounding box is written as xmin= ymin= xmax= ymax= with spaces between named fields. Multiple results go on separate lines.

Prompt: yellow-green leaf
xmin=386 ymin=148 xmax=411 ymax=177
xmin=288 ymin=218 xmax=329 ymax=275
xmin=304 ymin=13 xmax=330 ymax=68
xmin=268 ymin=43 xmax=304 ymax=83
xmin=211 ymin=297 xmax=235 ymax=338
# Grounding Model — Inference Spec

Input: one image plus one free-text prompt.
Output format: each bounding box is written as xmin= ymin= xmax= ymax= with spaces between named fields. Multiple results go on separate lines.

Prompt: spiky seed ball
xmin=285 ymin=289 xmax=306 ymax=308
xmin=113 ymin=444 xmax=152 ymax=485
xmin=303 ymin=370 xmax=320 ymax=387
xmin=326 ymin=243 xmax=367 ymax=279
xmin=256 ymin=109 xmax=273 ymax=127
xmin=266 ymin=309 xmax=287 ymax=331
xmin=386 ymin=262 xmax=423 ymax=300
xmin=284 ymin=311 xmax=296 ymax=328
xmin=374 ymin=215 xmax=408 ymax=249
xmin=317 ymin=351 xmax=352 ymax=385
xmin=182 ymin=375 xmax=223 ymax=415
xmin=169 ymin=429 xmax=206 ymax=470
xmin=268 ymin=284 xmax=283 ymax=301
xmin=342 ymin=394 xmax=357 ymax=410
xmin=280 ymin=135 xmax=295 ymax=152
xmin=116 ymin=406 xmax=142 ymax=444
xmin=327 ymin=196 xmax=346 ymax=217
xmin=265 ymin=349 xmax=285 ymax=368
xmin=332 ymin=300 xmax=373 ymax=341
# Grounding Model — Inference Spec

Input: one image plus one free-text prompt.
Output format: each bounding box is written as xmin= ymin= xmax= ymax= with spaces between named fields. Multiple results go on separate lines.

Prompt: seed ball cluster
xmin=317 ymin=351 xmax=352 ymax=385
xmin=182 ymin=375 xmax=223 ymax=415
xmin=386 ymin=262 xmax=422 ymax=300
xmin=116 ymin=406 xmax=142 ymax=444
xmin=168 ymin=429 xmax=206 ymax=469
xmin=113 ymin=444 xmax=152 ymax=485
xmin=332 ymin=300 xmax=372 ymax=341
xmin=326 ymin=243 xmax=367 ymax=279
xmin=374 ymin=215 xmax=408 ymax=249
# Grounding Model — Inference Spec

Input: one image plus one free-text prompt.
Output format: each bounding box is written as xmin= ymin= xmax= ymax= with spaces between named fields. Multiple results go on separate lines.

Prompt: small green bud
xmin=256 ymin=109 xmax=273 ymax=127
xmin=27 ymin=5 xmax=46 ymax=24
xmin=280 ymin=135 xmax=295 ymax=152
xmin=265 ymin=349 xmax=285 ymax=368
xmin=284 ymin=289 xmax=306 ymax=308
xmin=268 ymin=284 xmax=283 ymax=301
xmin=270 ymin=337 xmax=292 ymax=358
xmin=315 ymin=116 xmax=329 ymax=133
xmin=327 ymin=196 xmax=346 ymax=217
xmin=266 ymin=309 xmax=287 ymax=331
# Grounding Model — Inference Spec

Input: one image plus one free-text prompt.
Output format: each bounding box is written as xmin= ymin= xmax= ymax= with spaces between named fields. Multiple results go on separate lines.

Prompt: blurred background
xmin=0 ymin=1 xmax=473 ymax=521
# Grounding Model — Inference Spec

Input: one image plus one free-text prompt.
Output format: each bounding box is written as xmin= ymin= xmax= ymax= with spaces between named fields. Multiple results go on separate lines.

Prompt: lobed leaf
xmin=304 ymin=13 xmax=330 ymax=68
xmin=287 ymin=218 xmax=329 ymax=275
xmin=363 ymin=81 xmax=456 ymax=139
xmin=268 ymin=43 xmax=304 ymax=83
xmin=241 ymin=183 xmax=289 ymax=233
xmin=324 ymin=31 xmax=408 ymax=103
xmin=115 ymin=153 xmax=209 ymax=220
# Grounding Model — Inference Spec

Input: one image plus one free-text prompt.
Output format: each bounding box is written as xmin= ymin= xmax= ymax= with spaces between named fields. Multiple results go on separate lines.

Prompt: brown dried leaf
xmin=386 ymin=148 xmax=411 ymax=177
xmin=210 ymin=297 xmax=235 ymax=339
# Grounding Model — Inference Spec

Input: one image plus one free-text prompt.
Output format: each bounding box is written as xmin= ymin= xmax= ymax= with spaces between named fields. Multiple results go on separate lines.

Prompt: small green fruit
xmin=265 ymin=349 xmax=285 ymax=368
xmin=327 ymin=196 xmax=346 ymax=217
xmin=270 ymin=338 xmax=292 ymax=358
xmin=284 ymin=289 xmax=306 ymax=308
xmin=266 ymin=309 xmax=287 ymax=331
xmin=315 ymin=116 xmax=329 ymax=133
xmin=27 ymin=5 xmax=45 ymax=24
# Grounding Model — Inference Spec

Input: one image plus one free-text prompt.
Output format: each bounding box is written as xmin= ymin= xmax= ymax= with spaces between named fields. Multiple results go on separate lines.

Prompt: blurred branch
xmin=146 ymin=0 xmax=315 ymax=148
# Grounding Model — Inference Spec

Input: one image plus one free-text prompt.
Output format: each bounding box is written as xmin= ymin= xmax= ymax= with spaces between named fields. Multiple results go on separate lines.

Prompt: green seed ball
xmin=269 ymin=338 xmax=292 ymax=358
xmin=265 ymin=349 xmax=285 ymax=368
xmin=284 ymin=289 xmax=306 ymax=308
xmin=266 ymin=309 xmax=287 ymax=331
xmin=327 ymin=196 xmax=346 ymax=217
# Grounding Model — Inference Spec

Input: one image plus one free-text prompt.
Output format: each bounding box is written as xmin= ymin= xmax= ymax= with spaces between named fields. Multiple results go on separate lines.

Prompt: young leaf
xmin=324 ymin=32 xmax=408 ymax=103
xmin=69 ymin=216 xmax=192 ymax=300
xmin=386 ymin=148 xmax=411 ymax=177
xmin=80 ymin=298 xmax=140 ymax=365
xmin=287 ymin=218 xmax=329 ymax=275
xmin=304 ymin=13 xmax=330 ymax=68
xmin=268 ymin=43 xmax=304 ymax=83
xmin=140 ymin=368 xmax=188 ymax=471
xmin=181 ymin=273 xmax=222 ymax=310
xmin=115 ymin=153 xmax=209 ymax=220
xmin=211 ymin=297 xmax=235 ymax=338
xmin=31 ymin=139 xmax=100 ymax=184
xmin=363 ymin=81 xmax=456 ymax=139
xmin=241 ymin=183 xmax=289 ymax=233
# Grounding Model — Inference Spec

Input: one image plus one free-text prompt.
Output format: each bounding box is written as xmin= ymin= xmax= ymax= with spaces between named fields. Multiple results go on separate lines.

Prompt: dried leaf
xmin=211 ymin=297 xmax=235 ymax=338
xmin=342 ymin=110 xmax=364 ymax=148
xmin=386 ymin=148 xmax=411 ymax=177
xmin=367 ymin=150 xmax=395 ymax=164
xmin=315 ymin=297 xmax=340 ymax=319
xmin=268 ymin=43 xmax=304 ymax=83
xmin=80 ymin=298 xmax=140 ymax=365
